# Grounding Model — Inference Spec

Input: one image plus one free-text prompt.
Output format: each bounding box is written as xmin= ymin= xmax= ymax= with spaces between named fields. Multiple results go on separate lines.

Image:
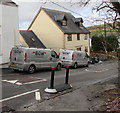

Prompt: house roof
xmin=42 ymin=8 xmax=90 ymax=34
xmin=20 ymin=30 xmax=46 ymax=49
xmin=54 ymin=14 xmax=65 ymax=21
xmin=0 ymin=0 xmax=18 ymax=6
xmin=72 ymin=18 xmax=83 ymax=23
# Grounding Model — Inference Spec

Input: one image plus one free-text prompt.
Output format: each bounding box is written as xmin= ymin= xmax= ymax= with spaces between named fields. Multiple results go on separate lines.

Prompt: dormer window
xmin=72 ymin=18 xmax=83 ymax=27
xmin=54 ymin=15 xmax=67 ymax=26
xmin=62 ymin=20 xmax=67 ymax=26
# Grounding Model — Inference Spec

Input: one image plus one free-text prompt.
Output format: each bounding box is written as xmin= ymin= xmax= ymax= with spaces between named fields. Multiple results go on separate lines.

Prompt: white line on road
xmin=23 ymin=79 xmax=47 ymax=85
xmin=85 ymin=68 xmax=109 ymax=73
xmin=2 ymin=78 xmax=47 ymax=85
xmin=0 ymin=89 xmax=39 ymax=102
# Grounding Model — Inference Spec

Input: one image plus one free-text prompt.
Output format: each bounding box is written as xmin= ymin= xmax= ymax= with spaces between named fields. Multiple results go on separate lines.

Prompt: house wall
xmin=65 ymin=34 xmax=90 ymax=55
xmin=0 ymin=5 xmax=2 ymax=64
xmin=0 ymin=4 xmax=19 ymax=64
xmin=29 ymin=9 xmax=64 ymax=53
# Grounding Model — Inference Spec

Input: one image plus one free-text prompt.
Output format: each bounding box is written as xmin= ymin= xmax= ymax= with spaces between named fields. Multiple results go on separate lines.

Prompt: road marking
xmin=2 ymin=80 xmax=18 ymax=84
xmin=0 ymin=89 xmax=39 ymax=102
xmin=2 ymin=78 xmax=47 ymax=85
xmin=85 ymin=68 xmax=108 ymax=73
xmin=23 ymin=79 xmax=47 ymax=85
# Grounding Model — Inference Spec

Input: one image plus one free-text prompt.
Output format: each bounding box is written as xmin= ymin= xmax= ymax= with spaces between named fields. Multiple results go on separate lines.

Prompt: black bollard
xmin=65 ymin=66 xmax=69 ymax=84
xmin=50 ymin=67 xmax=55 ymax=89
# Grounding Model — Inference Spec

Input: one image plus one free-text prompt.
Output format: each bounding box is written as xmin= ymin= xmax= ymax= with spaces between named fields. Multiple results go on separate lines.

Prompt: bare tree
xmin=82 ymin=0 xmax=120 ymax=29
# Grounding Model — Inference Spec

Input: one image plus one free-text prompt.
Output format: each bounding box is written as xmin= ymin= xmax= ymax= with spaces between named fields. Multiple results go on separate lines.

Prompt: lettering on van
xmin=13 ymin=50 xmax=22 ymax=54
xmin=77 ymin=53 xmax=81 ymax=56
xmin=62 ymin=52 xmax=70 ymax=55
xmin=33 ymin=51 xmax=46 ymax=56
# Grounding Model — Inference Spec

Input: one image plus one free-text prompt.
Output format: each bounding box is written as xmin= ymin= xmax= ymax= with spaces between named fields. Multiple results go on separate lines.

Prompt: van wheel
xmin=73 ymin=63 xmax=77 ymax=69
xmin=28 ymin=65 xmax=36 ymax=74
xmin=56 ymin=64 xmax=61 ymax=71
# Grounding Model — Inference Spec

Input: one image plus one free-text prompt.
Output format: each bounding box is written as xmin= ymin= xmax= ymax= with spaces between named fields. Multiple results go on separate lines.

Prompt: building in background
xmin=20 ymin=8 xmax=90 ymax=54
xmin=0 ymin=0 xmax=19 ymax=64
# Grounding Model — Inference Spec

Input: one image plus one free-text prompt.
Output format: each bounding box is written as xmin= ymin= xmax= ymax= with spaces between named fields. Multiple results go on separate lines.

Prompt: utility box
xmin=0 ymin=0 xmax=19 ymax=64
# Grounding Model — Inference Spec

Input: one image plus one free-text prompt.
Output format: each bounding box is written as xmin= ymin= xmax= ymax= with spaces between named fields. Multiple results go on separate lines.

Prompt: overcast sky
xmin=12 ymin=0 xmax=109 ymax=30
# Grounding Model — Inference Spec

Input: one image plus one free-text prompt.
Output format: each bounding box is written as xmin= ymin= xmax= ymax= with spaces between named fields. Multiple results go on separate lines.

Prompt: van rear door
xmin=10 ymin=47 xmax=25 ymax=63
xmin=59 ymin=50 xmax=72 ymax=61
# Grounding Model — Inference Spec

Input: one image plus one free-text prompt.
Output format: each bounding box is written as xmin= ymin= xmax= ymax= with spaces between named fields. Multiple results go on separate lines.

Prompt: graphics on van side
xmin=33 ymin=51 xmax=47 ymax=56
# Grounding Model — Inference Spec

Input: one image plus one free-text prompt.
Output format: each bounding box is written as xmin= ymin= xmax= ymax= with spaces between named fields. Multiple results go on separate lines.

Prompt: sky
xmin=12 ymin=0 xmax=111 ymax=30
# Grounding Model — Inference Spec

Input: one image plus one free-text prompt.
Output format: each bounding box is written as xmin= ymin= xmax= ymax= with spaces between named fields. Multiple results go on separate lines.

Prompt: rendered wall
xmin=0 ymin=4 xmax=19 ymax=64
xmin=29 ymin=9 xmax=64 ymax=53
xmin=65 ymin=34 xmax=90 ymax=55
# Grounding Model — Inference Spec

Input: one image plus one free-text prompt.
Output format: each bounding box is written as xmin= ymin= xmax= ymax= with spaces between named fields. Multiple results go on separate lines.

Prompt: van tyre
xmin=73 ymin=63 xmax=77 ymax=69
xmin=28 ymin=65 xmax=36 ymax=74
xmin=56 ymin=64 xmax=61 ymax=71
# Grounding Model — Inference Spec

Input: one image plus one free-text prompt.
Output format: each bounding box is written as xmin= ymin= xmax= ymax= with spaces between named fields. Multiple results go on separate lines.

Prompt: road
xmin=0 ymin=61 xmax=118 ymax=111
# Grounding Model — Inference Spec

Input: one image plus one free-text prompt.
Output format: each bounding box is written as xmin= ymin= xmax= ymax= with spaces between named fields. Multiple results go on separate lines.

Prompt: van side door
xmin=51 ymin=51 xmax=59 ymax=68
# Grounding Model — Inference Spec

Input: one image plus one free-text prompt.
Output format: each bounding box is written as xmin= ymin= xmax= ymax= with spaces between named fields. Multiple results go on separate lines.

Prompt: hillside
xmin=87 ymin=23 xmax=119 ymax=36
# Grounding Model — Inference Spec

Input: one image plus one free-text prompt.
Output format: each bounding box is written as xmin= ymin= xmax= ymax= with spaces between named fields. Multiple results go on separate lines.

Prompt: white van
xmin=9 ymin=46 xmax=62 ymax=73
xmin=59 ymin=49 xmax=89 ymax=68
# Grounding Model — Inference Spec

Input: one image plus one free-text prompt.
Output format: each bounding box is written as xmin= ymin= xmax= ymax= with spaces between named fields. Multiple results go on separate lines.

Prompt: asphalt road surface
xmin=0 ymin=61 xmax=118 ymax=111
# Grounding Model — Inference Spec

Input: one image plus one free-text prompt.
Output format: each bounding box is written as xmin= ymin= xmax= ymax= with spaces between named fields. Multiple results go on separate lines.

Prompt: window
xmin=77 ymin=34 xmax=80 ymax=40
xmin=77 ymin=47 xmax=81 ymax=51
xmin=62 ymin=20 xmax=67 ymax=26
xmin=51 ymin=51 xmax=58 ymax=58
xmin=85 ymin=46 xmax=88 ymax=52
xmin=84 ymin=34 xmax=88 ymax=40
xmin=67 ymin=34 xmax=72 ymax=41
xmin=31 ymin=38 xmax=35 ymax=42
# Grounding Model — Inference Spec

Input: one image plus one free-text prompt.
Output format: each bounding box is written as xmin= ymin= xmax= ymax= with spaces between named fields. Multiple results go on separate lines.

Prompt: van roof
xmin=60 ymin=49 xmax=85 ymax=53
xmin=13 ymin=46 xmax=54 ymax=51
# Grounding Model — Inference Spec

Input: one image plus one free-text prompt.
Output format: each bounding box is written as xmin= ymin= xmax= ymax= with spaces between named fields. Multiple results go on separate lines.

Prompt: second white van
xmin=59 ymin=49 xmax=89 ymax=68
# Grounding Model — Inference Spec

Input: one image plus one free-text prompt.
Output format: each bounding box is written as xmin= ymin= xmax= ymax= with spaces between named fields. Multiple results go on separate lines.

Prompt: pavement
xmin=21 ymin=76 xmax=118 ymax=111
xmin=21 ymin=74 xmax=118 ymax=111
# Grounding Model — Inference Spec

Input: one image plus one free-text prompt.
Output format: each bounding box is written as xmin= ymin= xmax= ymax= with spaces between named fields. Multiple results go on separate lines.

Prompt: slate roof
xmin=20 ymin=30 xmax=46 ymax=49
xmin=0 ymin=0 xmax=17 ymax=6
xmin=42 ymin=8 xmax=90 ymax=34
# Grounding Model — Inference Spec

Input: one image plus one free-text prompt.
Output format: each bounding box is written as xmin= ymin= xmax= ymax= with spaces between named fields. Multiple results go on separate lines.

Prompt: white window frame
xmin=84 ymin=34 xmax=88 ymax=40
